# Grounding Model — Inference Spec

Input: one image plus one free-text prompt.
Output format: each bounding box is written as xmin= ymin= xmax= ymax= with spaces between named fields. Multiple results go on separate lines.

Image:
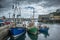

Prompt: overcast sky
xmin=0 ymin=0 xmax=60 ymax=18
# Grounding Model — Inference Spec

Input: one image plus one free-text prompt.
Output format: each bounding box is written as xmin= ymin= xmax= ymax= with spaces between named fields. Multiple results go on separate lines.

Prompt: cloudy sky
xmin=0 ymin=0 xmax=60 ymax=18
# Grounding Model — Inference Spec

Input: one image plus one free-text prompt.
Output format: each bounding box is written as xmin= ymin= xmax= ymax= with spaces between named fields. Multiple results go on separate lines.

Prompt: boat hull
xmin=39 ymin=27 xmax=49 ymax=33
xmin=27 ymin=27 xmax=38 ymax=35
xmin=9 ymin=27 xmax=26 ymax=39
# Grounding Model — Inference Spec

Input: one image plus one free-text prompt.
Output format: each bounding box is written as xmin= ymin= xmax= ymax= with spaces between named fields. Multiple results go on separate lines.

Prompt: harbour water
xmin=7 ymin=22 xmax=60 ymax=40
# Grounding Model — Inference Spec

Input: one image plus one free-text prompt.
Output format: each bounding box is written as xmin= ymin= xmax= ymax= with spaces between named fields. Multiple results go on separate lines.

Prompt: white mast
xmin=29 ymin=7 xmax=35 ymax=23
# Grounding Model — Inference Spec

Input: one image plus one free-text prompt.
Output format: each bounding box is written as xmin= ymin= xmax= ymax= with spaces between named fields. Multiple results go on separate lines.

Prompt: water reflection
xmin=15 ymin=33 xmax=26 ymax=40
xmin=27 ymin=32 xmax=38 ymax=40
xmin=38 ymin=22 xmax=50 ymax=38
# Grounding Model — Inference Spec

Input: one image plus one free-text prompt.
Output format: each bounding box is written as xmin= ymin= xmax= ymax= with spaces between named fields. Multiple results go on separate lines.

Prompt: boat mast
xmin=17 ymin=7 xmax=21 ymax=24
xmin=13 ymin=4 xmax=16 ymax=23
xmin=32 ymin=8 xmax=35 ymax=23
xmin=16 ymin=1 xmax=21 ymax=24
xmin=19 ymin=7 xmax=21 ymax=23
xmin=12 ymin=4 xmax=17 ymax=27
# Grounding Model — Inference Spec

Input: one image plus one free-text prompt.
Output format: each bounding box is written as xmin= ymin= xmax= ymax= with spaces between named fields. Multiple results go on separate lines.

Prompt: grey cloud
xmin=0 ymin=0 xmax=14 ymax=12
xmin=0 ymin=0 xmax=60 ymax=16
xmin=0 ymin=0 xmax=60 ymax=9
xmin=0 ymin=0 xmax=42 ymax=12
xmin=0 ymin=5 xmax=3 ymax=8
xmin=0 ymin=0 xmax=14 ymax=8
xmin=17 ymin=0 xmax=42 ymax=3
xmin=0 ymin=0 xmax=42 ymax=9
xmin=43 ymin=0 xmax=60 ymax=7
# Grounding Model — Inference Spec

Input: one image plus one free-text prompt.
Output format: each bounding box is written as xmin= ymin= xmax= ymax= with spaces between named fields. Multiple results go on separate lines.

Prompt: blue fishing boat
xmin=39 ymin=26 xmax=49 ymax=38
xmin=9 ymin=4 xmax=26 ymax=39
xmin=39 ymin=27 xmax=49 ymax=33
xmin=9 ymin=27 xmax=26 ymax=39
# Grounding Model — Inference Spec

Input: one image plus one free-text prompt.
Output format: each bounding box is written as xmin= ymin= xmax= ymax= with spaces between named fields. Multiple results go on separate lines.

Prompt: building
xmin=38 ymin=15 xmax=50 ymax=22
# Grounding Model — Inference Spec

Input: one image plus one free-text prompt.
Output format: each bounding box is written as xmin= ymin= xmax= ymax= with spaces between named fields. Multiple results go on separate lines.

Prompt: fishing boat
xmin=26 ymin=6 xmax=38 ymax=35
xmin=9 ymin=5 xmax=26 ymax=39
xmin=0 ymin=19 xmax=5 ymax=26
xmin=38 ymin=25 xmax=49 ymax=38
xmin=39 ymin=29 xmax=49 ymax=38
xmin=0 ymin=16 xmax=7 ymax=26
xmin=9 ymin=27 xmax=26 ymax=39
xmin=39 ymin=25 xmax=49 ymax=33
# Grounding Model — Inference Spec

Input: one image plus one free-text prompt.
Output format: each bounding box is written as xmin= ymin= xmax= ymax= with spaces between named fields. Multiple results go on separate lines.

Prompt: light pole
xmin=8 ymin=13 xmax=10 ymax=19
